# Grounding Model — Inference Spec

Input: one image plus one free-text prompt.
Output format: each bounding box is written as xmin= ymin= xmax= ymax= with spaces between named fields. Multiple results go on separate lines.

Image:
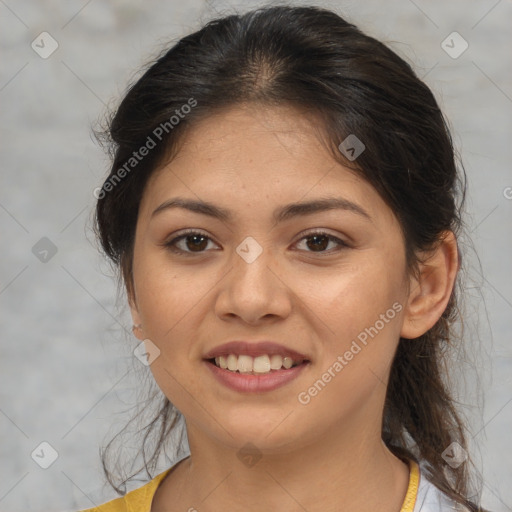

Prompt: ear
xmin=128 ymin=284 xmax=144 ymax=341
xmin=400 ymin=230 xmax=460 ymax=340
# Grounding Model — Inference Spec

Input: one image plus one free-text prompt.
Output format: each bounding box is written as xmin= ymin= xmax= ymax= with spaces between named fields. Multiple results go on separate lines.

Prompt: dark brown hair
xmin=94 ymin=5 xmax=484 ymax=509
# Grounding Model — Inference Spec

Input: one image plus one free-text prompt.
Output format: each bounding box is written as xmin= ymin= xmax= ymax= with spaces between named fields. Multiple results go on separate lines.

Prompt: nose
xmin=214 ymin=239 xmax=293 ymax=325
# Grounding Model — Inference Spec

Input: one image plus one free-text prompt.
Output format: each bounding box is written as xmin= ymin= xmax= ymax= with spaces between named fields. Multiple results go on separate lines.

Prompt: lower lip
xmin=205 ymin=360 xmax=309 ymax=393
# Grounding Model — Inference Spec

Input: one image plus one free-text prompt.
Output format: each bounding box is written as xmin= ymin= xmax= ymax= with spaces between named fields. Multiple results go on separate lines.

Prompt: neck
xmin=160 ymin=419 xmax=410 ymax=512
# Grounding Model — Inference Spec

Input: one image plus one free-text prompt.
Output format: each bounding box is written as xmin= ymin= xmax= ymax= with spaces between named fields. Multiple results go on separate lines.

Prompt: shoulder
xmin=413 ymin=464 xmax=472 ymax=512
xmin=77 ymin=467 xmax=173 ymax=512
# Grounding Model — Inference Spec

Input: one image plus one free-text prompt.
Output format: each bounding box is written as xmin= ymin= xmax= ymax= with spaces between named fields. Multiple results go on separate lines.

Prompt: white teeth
xmin=237 ymin=355 xmax=253 ymax=373
xmin=227 ymin=354 xmax=238 ymax=371
xmin=270 ymin=354 xmax=283 ymax=370
xmin=283 ymin=357 xmax=293 ymax=369
xmin=253 ymin=355 xmax=271 ymax=373
xmin=213 ymin=354 xmax=303 ymax=373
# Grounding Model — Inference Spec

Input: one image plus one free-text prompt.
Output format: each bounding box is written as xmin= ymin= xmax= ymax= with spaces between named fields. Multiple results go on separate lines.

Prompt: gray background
xmin=1 ymin=0 xmax=511 ymax=511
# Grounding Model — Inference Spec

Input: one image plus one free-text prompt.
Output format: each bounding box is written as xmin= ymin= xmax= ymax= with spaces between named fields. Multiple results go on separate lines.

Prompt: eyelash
xmin=163 ymin=229 xmax=349 ymax=256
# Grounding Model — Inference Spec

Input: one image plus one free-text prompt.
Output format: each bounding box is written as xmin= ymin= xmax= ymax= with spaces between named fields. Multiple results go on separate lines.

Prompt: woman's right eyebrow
xmin=151 ymin=196 xmax=373 ymax=224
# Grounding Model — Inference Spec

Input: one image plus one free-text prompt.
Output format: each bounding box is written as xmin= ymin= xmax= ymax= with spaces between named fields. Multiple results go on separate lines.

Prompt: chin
xmin=210 ymin=407 xmax=305 ymax=453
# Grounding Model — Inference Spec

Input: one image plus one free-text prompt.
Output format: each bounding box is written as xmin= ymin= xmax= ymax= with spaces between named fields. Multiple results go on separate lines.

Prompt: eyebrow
xmin=151 ymin=196 xmax=372 ymax=224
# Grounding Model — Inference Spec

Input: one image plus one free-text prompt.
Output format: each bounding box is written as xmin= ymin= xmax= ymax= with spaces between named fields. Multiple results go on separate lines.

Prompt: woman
xmin=82 ymin=5 xmax=487 ymax=511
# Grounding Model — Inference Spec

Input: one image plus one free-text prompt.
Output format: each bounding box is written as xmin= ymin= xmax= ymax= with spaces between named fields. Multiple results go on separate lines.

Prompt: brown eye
xmin=295 ymin=231 xmax=348 ymax=254
xmin=182 ymin=234 xmax=209 ymax=252
xmin=305 ymin=234 xmax=330 ymax=252
xmin=165 ymin=230 xmax=218 ymax=255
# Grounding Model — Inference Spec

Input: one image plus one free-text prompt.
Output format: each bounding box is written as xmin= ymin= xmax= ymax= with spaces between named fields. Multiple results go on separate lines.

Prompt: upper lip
xmin=203 ymin=341 xmax=310 ymax=361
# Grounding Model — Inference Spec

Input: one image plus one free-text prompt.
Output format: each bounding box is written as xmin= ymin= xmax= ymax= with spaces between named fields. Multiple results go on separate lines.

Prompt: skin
xmin=129 ymin=104 xmax=459 ymax=512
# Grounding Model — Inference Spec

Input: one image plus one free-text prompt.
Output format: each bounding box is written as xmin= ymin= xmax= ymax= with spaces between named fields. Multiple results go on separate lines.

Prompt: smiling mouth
xmin=206 ymin=354 xmax=308 ymax=375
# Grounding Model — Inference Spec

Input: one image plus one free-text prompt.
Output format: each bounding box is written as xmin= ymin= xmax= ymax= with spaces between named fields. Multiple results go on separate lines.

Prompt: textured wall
xmin=1 ymin=1 xmax=511 ymax=510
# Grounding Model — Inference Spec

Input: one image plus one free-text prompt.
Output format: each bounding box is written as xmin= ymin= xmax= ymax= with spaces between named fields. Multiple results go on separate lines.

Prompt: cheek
xmin=291 ymin=270 xmax=404 ymax=431
xmin=299 ymin=256 xmax=403 ymax=335
xmin=132 ymin=253 xmax=213 ymax=417
xmin=133 ymin=251 xmax=208 ymax=339
xmin=131 ymin=250 xmax=225 ymax=395
xmin=297 ymin=254 xmax=405 ymax=386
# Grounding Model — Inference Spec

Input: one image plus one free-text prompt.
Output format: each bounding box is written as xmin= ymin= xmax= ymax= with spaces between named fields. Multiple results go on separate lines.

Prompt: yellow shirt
xmin=79 ymin=467 xmax=173 ymax=512
xmin=79 ymin=459 xmax=420 ymax=512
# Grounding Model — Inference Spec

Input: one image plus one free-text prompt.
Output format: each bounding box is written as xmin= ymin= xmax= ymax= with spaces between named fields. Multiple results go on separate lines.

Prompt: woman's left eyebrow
xmin=275 ymin=197 xmax=373 ymax=223
xmin=151 ymin=196 xmax=373 ymax=224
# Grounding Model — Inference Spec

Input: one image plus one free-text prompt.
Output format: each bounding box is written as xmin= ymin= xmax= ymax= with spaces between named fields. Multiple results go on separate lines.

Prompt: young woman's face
xmin=130 ymin=104 xmax=411 ymax=454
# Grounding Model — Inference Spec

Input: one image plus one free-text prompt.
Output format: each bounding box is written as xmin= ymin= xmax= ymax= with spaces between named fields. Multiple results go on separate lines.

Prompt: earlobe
xmin=400 ymin=231 xmax=459 ymax=340
xmin=128 ymin=289 xmax=144 ymax=341
xmin=132 ymin=322 xmax=144 ymax=339
xmin=130 ymin=309 xmax=144 ymax=340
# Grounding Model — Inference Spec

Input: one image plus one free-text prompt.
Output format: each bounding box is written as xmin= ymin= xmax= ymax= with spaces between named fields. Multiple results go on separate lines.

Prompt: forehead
xmin=155 ymin=104 xmax=336 ymax=181
xmin=139 ymin=104 xmax=396 ymax=228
